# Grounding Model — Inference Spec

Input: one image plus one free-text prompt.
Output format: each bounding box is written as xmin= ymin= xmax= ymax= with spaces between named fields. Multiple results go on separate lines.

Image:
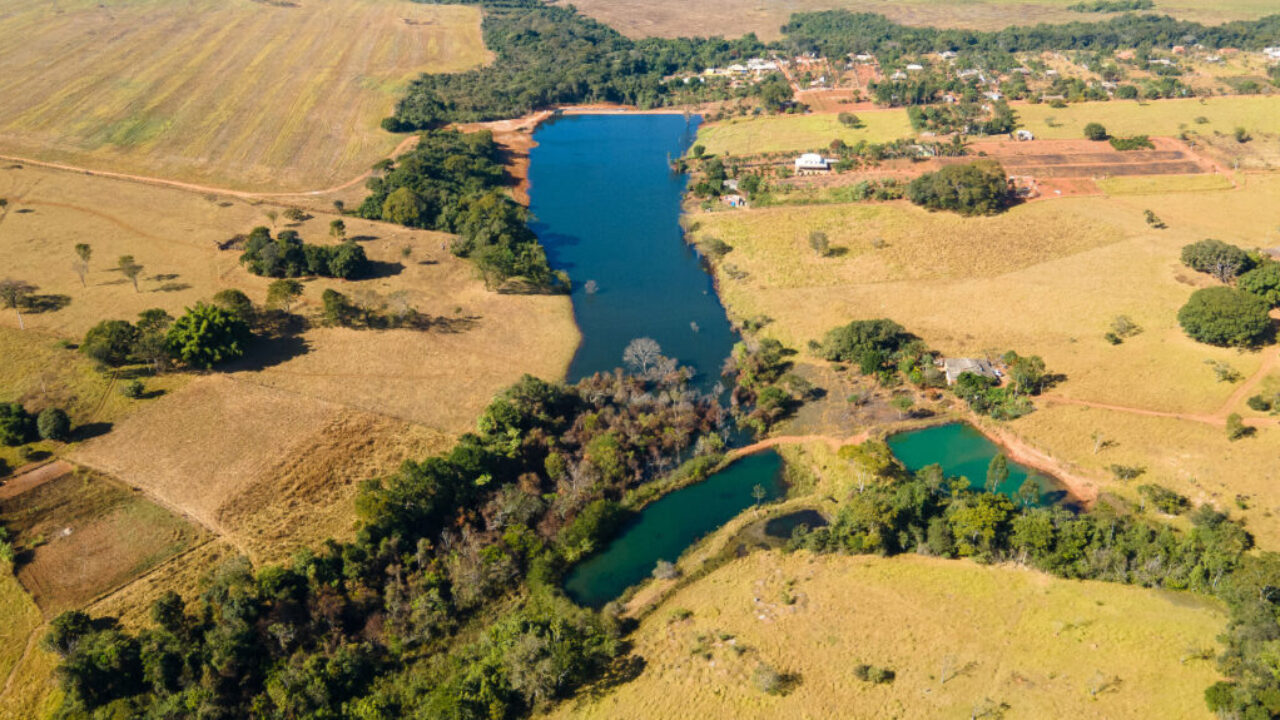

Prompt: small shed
xmin=942 ymin=358 xmax=1000 ymax=386
xmin=1014 ymin=129 xmax=1034 ymax=141
xmin=794 ymin=153 xmax=831 ymax=175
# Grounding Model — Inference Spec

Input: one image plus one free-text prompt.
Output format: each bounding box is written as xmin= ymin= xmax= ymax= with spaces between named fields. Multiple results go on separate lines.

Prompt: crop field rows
xmin=0 ymin=0 xmax=487 ymax=190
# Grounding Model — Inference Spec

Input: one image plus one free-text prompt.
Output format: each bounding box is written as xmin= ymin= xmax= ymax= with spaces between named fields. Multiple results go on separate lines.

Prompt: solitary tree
xmin=166 ymin=303 xmax=251 ymax=369
xmin=1016 ymin=477 xmax=1040 ymax=507
xmin=1083 ymin=122 xmax=1109 ymax=141
xmin=266 ymin=279 xmax=303 ymax=313
xmin=329 ymin=219 xmax=346 ymax=238
xmin=73 ymin=243 xmax=92 ymax=287
xmin=890 ymin=393 xmax=915 ymax=419
xmin=0 ymin=278 xmax=35 ymax=329
xmin=37 ymin=408 xmax=70 ymax=442
xmin=808 ymin=230 xmax=831 ymax=257
xmin=1178 ymin=286 xmax=1271 ymax=347
xmin=81 ymin=319 xmax=139 ymax=367
xmin=118 ymin=255 xmax=143 ymax=293
xmin=986 ymin=453 xmax=1010 ymax=493
xmin=623 ymin=337 xmax=663 ymax=374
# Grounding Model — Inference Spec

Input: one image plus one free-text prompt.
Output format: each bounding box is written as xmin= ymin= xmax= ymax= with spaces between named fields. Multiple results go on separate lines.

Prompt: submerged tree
xmin=623 ymin=337 xmax=663 ymax=374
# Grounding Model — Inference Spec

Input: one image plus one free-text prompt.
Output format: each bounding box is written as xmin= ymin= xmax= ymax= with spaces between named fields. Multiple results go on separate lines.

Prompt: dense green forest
xmin=391 ymin=3 xmax=772 ymax=127
xmin=391 ymin=4 xmax=1280 ymax=127
xmin=358 ymin=129 xmax=565 ymax=289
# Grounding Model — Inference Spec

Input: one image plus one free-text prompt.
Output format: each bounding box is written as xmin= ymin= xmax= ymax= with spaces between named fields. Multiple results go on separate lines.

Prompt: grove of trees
xmin=906 ymin=159 xmax=1012 ymax=215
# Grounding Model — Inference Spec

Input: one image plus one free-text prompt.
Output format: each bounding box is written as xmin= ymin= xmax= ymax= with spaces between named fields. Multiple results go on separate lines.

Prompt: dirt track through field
xmin=0 ymin=131 xmax=421 ymax=203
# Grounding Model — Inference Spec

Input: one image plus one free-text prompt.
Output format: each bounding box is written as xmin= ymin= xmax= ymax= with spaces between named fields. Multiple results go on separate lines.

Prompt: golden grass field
xmin=0 ymin=0 xmax=487 ymax=190
xmin=692 ymin=169 xmax=1280 ymax=541
xmin=697 ymin=112 xmax=913 ymax=157
xmin=562 ymin=0 xmax=1280 ymax=40
xmin=0 ymin=155 xmax=577 ymax=674
xmin=548 ymin=552 xmax=1225 ymax=720
xmin=1010 ymin=405 xmax=1280 ymax=549
xmin=696 ymin=179 xmax=1280 ymax=415
xmin=1015 ymin=95 xmax=1280 ymax=141
xmin=0 ymin=327 xmax=188 ymax=473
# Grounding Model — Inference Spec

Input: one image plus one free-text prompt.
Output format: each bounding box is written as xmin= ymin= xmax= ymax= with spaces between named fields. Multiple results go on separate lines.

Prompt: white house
xmin=906 ymin=63 xmax=924 ymax=72
xmin=794 ymin=153 xmax=831 ymax=174
xmin=1265 ymin=46 xmax=1280 ymax=60
xmin=1015 ymin=129 xmax=1035 ymax=141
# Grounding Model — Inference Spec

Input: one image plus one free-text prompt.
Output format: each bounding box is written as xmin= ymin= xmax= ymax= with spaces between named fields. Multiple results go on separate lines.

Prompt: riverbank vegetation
xmin=42 ymin=362 xmax=732 ymax=718
xmin=359 ymin=129 xmax=566 ymax=290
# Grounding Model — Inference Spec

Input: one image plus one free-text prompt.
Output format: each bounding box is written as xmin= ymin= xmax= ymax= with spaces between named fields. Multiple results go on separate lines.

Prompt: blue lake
xmin=528 ymin=113 xmax=739 ymax=391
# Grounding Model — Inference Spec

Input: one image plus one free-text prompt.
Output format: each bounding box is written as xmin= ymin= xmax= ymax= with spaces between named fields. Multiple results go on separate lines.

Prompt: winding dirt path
xmin=0 ymin=132 xmax=422 ymax=202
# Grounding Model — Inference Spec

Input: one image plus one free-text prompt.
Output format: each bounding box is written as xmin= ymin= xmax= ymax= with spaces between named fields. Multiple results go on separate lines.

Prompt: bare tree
xmin=118 ymin=255 xmax=143 ymax=292
xmin=73 ymin=243 xmax=92 ymax=287
xmin=623 ymin=337 xmax=663 ymax=374
xmin=0 ymin=279 xmax=36 ymax=329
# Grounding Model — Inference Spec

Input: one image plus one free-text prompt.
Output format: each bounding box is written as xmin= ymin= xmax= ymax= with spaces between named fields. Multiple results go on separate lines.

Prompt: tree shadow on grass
xmin=24 ymin=294 xmax=71 ymax=314
xmin=360 ymin=260 xmax=404 ymax=280
xmin=71 ymin=422 xmax=113 ymax=442
xmin=154 ymin=283 xmax=192 ymax=293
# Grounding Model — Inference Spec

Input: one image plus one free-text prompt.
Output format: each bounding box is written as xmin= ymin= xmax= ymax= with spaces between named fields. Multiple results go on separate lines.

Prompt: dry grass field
xmin=0 ymin=163 xmax=578 ymax=423
xmin=1010 ymin=406 xmax=1280 ymax=549
xmin=1015 ymin=96 xmax=1280 ymax=142
xmin=562 ymin=0 xmax=1279 ymax=40
xmin=70 ymin=376 xmax=452 ymax=564
xmin=547 ymin=552 xmax=1224 ymax=720
xmin=0 ymin=468 xmax=208 ymax=615
xmin=697 ymin=111 xmax=913 ymax=157
xmin=0 ymin=0 xmax=487 ymax=191
xmin=695 ymin=175 xmax=1280 ymax=415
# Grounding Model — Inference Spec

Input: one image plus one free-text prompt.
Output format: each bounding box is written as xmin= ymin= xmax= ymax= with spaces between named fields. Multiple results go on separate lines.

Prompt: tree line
xmin=42 ymin=350 xmax=738 ymax=718
xmin=358 ymin=129 xmax=566 ymax=290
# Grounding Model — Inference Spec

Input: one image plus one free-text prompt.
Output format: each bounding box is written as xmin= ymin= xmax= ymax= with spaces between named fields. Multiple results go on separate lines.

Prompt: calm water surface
xmin=529 ymin=113 xmax=738 ymax=391
xmin=887 ymin=422 xmax=1069 ymax=504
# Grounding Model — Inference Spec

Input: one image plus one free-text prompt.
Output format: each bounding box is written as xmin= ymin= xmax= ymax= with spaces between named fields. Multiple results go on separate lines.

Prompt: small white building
xmin=1015 ymin=129 xmax=1035 ymax=141
xmin=794 ymin=153 xmax=831 ymax=175
xmin=937 ymin=50 xmax=958 ymax=60
xmin=1265 ymin=46 xmax=1280 ymax=60
xmin=906 ymin=63 xmax=924 ymax=72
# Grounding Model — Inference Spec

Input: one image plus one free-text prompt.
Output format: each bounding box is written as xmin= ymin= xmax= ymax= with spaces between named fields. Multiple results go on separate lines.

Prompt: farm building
xmin=1015 ymin=129 xmax=1034 ymax=141
xmin=794 ymin=153 xmax=831 ymax=174
xmin=942 ymin=358 xmax=1000 ymax=385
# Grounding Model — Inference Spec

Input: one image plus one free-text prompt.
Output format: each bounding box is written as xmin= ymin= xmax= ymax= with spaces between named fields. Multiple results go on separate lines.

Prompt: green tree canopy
xmin=1237 ymin=263 xmax=1280 ymax=307
xmin=1181 ymin=239 xmax=1255 ymax=283
xmin=906 ymin=159 xmax=1011 ymax=216
xmin=166 ymin=303 xmax=251 ymax=369
xmin=81 ymin=319 xmax=139 ymax=367
xmin=1177 ymin=286 xmax=1272 ymax=347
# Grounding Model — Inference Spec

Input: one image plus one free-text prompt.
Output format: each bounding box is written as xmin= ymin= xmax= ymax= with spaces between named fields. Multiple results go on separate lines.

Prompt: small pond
xmin=764 ymin=509 xmax=829 ymax=540
xmin=563 ymin=450 xmax=786 ymax=609
xmin=886 ymin=422 xmax=1071 ymax=505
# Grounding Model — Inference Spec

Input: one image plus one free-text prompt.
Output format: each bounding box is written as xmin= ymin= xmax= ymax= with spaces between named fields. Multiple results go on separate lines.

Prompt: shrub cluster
xmin=239 ymin=226 xmax=368 ymax=279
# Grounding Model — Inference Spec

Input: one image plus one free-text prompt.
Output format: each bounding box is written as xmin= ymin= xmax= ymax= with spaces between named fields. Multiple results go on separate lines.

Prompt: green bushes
xmin=906 ymin=160 xmax=1012 ymax=216
xmin=1083 ymin=121 xmax=1108 ymax=140
xmin=1237 ymin=262 xmax=1280 ymax=307
xmin=0 ymin=402 xmax=35 ymax=446
xmin=1108 ymin=134 xmax=1154 ymax=151
xmin=239 ymin=226 xmax=369 ymax=279
xmin=1177 ymin=287 xmax=1272 ymax=347
xmin=814 ymin=318 xmax=911 ymax=366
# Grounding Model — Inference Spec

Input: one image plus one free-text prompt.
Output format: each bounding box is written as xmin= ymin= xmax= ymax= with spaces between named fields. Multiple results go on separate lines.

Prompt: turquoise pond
xmin=886 ymin=422 xmax=1071 ymax=505
xmin=562 ymin=451 xmax=785 ymax=609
